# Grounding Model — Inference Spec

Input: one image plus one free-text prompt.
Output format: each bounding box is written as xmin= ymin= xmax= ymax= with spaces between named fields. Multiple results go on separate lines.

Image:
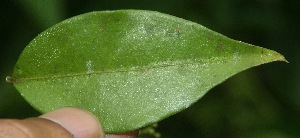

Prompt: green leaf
xmin=9 ymin=10 xmax=286 ymax=133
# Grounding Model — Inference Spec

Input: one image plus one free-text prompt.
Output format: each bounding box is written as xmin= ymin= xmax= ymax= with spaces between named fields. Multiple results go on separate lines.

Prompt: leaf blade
xmin=11 ymin=10 xmax=286 ymax=133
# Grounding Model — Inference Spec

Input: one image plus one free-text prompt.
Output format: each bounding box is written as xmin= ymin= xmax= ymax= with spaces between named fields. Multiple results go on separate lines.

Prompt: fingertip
xmin=40 ymin=107 xmax=105 ymax=138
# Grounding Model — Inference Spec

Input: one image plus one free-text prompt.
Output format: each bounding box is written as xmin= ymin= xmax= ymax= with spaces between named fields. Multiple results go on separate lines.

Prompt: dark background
xmin=1 ymin=0 xmax=299 ymax=137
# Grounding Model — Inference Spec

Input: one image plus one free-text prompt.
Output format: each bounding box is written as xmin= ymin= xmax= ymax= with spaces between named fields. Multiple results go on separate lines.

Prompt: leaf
xmin=9 ymin=10 xmax=286 ymax=133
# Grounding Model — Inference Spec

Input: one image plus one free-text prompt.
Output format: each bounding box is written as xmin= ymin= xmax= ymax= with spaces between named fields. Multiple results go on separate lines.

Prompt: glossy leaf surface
xmin=11 ymin=10 xmax=286 ymax=133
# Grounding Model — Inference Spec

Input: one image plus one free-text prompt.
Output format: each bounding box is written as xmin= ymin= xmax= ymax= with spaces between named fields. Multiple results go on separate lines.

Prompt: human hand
xmin=0 ymin=107 xmax=138 ymax=138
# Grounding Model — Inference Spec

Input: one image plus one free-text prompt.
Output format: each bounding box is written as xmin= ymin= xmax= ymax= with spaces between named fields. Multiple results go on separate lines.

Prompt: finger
xmin=0 ymin=118 xmax=72 ymax=138
xmin=40 ymin=107 xmax=104 ymax=138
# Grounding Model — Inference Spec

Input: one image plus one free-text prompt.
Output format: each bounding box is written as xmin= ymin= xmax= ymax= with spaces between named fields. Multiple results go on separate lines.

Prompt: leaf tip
xmin=280 ymin=55 xmax=289 ymax=63
xmin=265 ymin=49 xmax=288 ymax=63
xmin=274 ymin=52 xmax=288 ymax=63
xmin=280 ymin=56 xmax=290 ymax=63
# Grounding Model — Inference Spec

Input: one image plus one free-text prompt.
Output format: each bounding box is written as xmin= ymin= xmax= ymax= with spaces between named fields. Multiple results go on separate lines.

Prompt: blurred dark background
xmin=0 ymin=0 xmax=299 ymax=137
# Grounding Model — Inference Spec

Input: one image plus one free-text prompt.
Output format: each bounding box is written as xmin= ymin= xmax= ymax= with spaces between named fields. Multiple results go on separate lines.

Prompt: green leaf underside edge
xmin=10 ymin=10 xmax=286 ymax=133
